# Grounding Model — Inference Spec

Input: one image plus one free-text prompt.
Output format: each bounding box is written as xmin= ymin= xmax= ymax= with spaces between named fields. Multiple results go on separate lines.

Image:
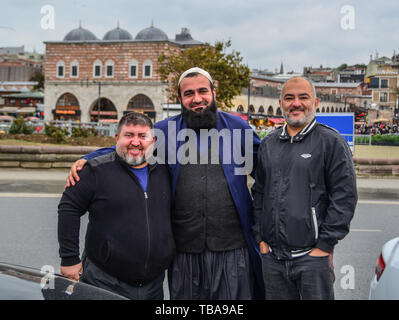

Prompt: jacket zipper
xmin=311 ymin=207 xmax=318 ymax=240
xmin=275 ymin=172 xmax=283 ymax=259
xmin=143 ymin=176 xmax=151 ymax=281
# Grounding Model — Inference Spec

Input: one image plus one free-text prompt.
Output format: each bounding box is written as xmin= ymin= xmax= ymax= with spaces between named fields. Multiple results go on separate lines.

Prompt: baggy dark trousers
xmin=81 ymin=254 xmax=165 ymax=300
xmin=261 ymin=253 xmax=335 ymax=300
xmin=168 ymin=248 xmax=254 ymax=300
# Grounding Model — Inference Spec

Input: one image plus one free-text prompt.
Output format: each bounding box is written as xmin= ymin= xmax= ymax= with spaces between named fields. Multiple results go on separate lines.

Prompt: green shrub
xmin=44 ymin=122 xmax=69 ymax=144
xmin=371 ymin=134 xmax=399 ymax=145
xmin=9 ymin=117 xmax=34 ymax=134
xmin=257 ymin=131 xmax=268 ymax=139
xmin=71 ymin=126 xmax=98 ymax=138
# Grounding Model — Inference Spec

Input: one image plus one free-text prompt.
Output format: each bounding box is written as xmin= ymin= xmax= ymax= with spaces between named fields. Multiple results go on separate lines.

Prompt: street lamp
xmin=247 ymin=79 xmax=252 ymax=123
xmin=97 ymin=81 xmax=101 ymax=123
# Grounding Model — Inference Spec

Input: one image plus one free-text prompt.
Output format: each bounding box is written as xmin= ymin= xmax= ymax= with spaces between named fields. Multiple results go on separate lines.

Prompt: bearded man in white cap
xmin=66 ymin=67 xmax=264 ymax=300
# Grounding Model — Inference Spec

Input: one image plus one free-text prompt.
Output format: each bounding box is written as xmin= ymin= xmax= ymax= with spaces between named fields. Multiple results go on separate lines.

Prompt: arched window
xmin=90 ymin=98 xmax=118 ymax=122
xmin=326 ymin=107 xmax=330 ymax=112
xmin=54 ymin=92 xmax=80 ymax=121
xmin=93 ymin=59 xmax=102 ymax=78
xmin=331 ymin=107 xmax=335 ymax=113
xmin=105 ymin=60 xmax=114 ymax=78
xmin=143 ymin=60 xmax=152 ymax=78
xmin=259 ymin=106 xmax=265 ymax=113
xmin=56 ymin=60 xmax=65 ymax=78
xmin=70 ymin=60 xmax=79 ymax=78
xmin=267 ymin=105 xmax=274 ymax=115
xmin=129 ymin=59 xmax=138 ymax=78
xmin=127 ymin=94 xmax=154 ymax=110
xmin=249 ymin=104 xmax=255 ymax=113
xmin=276 ymin=107 xmax=282 ymax=116
xmin=321 ymin=107 xmax=325 ymax=113
xmin=237 ymin=105 xmax=244 ymax=112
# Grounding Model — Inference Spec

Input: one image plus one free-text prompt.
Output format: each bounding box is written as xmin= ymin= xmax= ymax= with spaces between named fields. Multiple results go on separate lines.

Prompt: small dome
xmin=135 ymin=25 xmax=168 ymax=41
xmin=64 ymin=24 xmax=97 ymax=41
xmin=103 ymin=23 xmax=133 ymax=40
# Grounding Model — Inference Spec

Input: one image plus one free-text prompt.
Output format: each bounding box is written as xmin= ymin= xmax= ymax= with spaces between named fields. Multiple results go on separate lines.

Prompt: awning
xmin=0 ymin=115 xmax=15 ymax=121
xmin=0 ymin=106 xmax=18 ymax=113
xmin=373 ymin=118 xmax=390 ymax=123
xmin=268 ymin=118 xmax=285 ymax=124
xmin=15 ymin=107 xmax=35 ymax=113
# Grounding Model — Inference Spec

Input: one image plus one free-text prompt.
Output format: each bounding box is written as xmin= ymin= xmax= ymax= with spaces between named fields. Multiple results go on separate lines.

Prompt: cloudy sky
xmin=1 ymin=0 xmax=399 ymax=72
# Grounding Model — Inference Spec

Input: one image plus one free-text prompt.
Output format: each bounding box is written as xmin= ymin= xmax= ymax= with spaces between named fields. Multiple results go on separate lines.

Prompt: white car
xmin=369 ymin=237 xmax=399 ymax=299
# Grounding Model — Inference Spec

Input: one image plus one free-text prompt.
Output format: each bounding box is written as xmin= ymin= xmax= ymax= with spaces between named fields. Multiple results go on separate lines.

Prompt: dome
xmin=135 ymin=25 xmax=168 ymax=41
xmin=103 ymin=24 xmax=133 ymax=40
xmin=64 ymin=24 xmax=97 ymax=41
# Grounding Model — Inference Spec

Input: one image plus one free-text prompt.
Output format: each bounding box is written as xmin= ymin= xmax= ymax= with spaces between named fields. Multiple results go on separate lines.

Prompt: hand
xmin=309 ymin=248 xmax=330 ymax=257
xmin=60 ymin=262 xmax=83 ymax=281
xmin=65 ymin=159 xmax=87 ymax=188
xmin=259 ymin=241 xmax=270 ymax=254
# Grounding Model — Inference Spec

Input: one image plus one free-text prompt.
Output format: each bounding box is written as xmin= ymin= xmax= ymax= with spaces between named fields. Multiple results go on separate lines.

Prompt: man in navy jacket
xmin=58 ymin=112 xmax=175 ymax=300
xmin=66 ymin=68 xmax=264 ymax=299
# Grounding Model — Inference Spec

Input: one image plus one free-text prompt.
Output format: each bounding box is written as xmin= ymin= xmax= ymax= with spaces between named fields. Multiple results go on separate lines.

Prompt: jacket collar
xmin=279 ymin=117 xmax=317 ymax=142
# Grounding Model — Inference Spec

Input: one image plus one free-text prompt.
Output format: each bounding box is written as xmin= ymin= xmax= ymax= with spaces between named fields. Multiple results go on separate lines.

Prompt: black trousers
xmin=261 ymin=252 xmax=335 ymax=300
xmin=168 ymin=247 xmax=254 ymax=300
xmin=80 ymin=255 xmax=165 ymax=300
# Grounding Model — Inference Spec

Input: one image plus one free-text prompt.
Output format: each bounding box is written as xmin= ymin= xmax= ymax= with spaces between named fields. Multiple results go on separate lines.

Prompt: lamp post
xmin=247 ymin=79 xmax=251 ymax=123
xmin=97 ymin=81 xmax=101 ymax=123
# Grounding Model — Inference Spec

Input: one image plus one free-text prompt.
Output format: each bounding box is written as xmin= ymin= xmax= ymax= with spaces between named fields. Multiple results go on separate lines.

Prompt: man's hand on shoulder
xmin=65 ymin=159 xmax=87 ymax=188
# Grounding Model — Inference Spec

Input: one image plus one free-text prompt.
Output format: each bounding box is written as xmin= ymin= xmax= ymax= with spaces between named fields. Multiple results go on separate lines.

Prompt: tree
xmin=158 ymin=40 xmax=250 ymax=110
xmin=29 ymin=72 xmax=44 ymax=91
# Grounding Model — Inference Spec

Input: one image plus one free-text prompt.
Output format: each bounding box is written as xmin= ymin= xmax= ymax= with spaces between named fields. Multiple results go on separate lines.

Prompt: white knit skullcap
xmin=178 ymin=67 xmax=214 ymax=86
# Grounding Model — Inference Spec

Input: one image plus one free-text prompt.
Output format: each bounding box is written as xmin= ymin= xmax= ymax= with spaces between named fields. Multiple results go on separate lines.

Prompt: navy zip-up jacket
xmin=58 ymin=152 xmax=175 ymax=286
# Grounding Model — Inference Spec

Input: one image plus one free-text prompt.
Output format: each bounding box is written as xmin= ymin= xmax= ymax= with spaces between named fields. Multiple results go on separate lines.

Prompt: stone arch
xmin=237 ymin=105 xmax=244 ymax=112
xmin=126 ymin=93 xmax=156 ymax=121
xmin=276 ymin=107 xmax=282 ymax=116
xmin=249 ymin=104 xmax=255 ymax=113
xmin=326 ymin=106 xmax=330 ymax=112
xmin=267 ymin=105 xmax=274 ymax=115
xmin=90 ymin=97 xmax=118 ymax=122
xmin=258 ymin=105 xmax=265 ymax=113
xmin=321 ymin=107 xmax=325 ymax=113
xmin=54 ymin=92 xmax=81 ymax=121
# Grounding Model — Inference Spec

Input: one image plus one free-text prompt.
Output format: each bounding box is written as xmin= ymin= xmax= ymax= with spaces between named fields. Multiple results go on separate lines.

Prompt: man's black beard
xmin=181 ymin=100 xmax=218 ymax=130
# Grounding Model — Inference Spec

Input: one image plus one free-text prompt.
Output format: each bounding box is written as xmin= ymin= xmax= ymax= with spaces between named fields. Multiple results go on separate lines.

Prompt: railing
xmin=0 ymin=119 xmax=118 ymax=137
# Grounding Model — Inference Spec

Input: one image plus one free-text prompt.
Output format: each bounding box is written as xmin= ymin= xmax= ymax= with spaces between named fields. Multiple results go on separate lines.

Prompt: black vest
xmin=172 ymin=146 xmax=247 ymax=253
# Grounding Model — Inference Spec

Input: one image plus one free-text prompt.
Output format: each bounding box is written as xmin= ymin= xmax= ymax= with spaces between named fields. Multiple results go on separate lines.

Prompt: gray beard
xmin=116 ymin=145 xmax=146 ymax=167
xmin=283 ymin=107 xmax=316 ymax=128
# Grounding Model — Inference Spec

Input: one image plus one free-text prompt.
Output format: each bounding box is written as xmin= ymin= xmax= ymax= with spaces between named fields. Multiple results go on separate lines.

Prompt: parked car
xmin=0 ymin=262 xmax=127 ymax=300
xmin=369 ymin=237 xmax=399 ymax=299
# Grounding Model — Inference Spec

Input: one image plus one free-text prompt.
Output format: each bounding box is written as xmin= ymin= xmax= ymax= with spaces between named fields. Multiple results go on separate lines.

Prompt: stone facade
xmin=44 ymin=25 xmax=201 ymax=123
xmin=44 ymin=41 xmax=181 ymax=123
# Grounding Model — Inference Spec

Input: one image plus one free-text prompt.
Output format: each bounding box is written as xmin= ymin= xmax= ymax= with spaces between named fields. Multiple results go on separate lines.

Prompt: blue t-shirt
xmin=129 ymin=166 xmax=149 ymax=192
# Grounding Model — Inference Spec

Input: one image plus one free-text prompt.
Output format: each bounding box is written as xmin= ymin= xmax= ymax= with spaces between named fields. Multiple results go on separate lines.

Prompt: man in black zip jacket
xmin=252 ymin=76 xmax=357 ymax=300
xmin=58 ymin=112 xmax=175 ymax=300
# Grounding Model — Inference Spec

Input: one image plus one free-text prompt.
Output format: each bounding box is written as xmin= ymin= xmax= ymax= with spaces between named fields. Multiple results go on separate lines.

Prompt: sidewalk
xmin=0 ymin=168 xmax=398 ymax=200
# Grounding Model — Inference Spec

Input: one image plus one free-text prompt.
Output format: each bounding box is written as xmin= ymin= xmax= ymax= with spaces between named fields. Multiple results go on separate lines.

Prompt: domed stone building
xmin=44 ymin=23 xmax=202 ymax=123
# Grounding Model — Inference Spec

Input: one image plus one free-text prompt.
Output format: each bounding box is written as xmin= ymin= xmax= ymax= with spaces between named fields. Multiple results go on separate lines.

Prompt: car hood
xmin=0 ymin=263 xmax=127 ymax=300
